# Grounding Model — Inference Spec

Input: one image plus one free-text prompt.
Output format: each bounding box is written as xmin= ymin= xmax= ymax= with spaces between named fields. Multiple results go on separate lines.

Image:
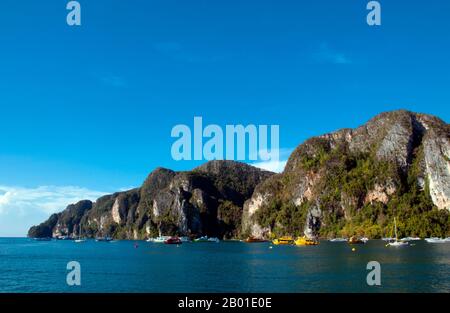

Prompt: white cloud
xmin=0 ymin=185 xmax=107 ymax=237
xmin=252 ymin=160 xmax=287 ymax=173
xmin=248 ymin=147 xmax=292 ymax=173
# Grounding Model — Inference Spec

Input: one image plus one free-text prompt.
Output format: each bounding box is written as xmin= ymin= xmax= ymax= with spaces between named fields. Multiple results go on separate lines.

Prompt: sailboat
xmin=387 ymin=217 xmax=408 ymax=247
xmin=74 ymin=224 xmax=86 ymax=243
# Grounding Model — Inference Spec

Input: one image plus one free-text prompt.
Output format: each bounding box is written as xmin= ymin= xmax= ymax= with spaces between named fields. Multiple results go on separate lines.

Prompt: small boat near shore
xmin=164 ymin=236 xmax=182 ymax=244
xmin=147 ymin=236 xmax=170 ymax=243
xmin=387 ymin=217 xmax=409 ymax=247
xmin=194 ymin=236 xmax=220 ymax=243
xmin=33 ymin=237 xmax=52 ymax=241
xmin=272 ymin=236 xmax=294 ymax=245
xmin=294 ymin=236 xmax=319 ymax=246
xmin=243 ymin=236 xmax=268 ymax=243
xmin=348 ymin=236 xmax=365 ymax=244
xmin=401 ymin=237 xmax=421 ymax=241
xmin=95 ymin=236 xmax=113 ymax=242
xmin=75 ymin=224 xmax=87 ymax=243
xmin=425 ymin=237 xmax=448 ymax=243
xmin=329 ymin=238 xmax=347 ymax=242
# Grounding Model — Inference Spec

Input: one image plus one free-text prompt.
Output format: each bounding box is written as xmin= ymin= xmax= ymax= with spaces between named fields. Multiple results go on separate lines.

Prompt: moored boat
xmin=401 ymin=237 xmax=421 ymax=241
xmin=194 ymin=236 xmax=220 ymax=243
xmin=294 ymin=236 xmax=319 ymax=246
xmin=164 ymin=236 xmax=182 ymax=244
xmin=150 ymin=236 xmax=170 ymax=243
xmin=387 ymin=217 xmax=409 ymax=247
xmin=180 ymin=236 xmax=191 ymax=242
xmin=33 ymin=237 xmax=52 ymax=241
xmin=95 ymin=236 xmax=113 ymax=242
xmin=74 ymin=224 xmax=87 ymax=243
xmin=425 ymin=237 xmax=447 ymax=243
xmin=272 ymin=236 xmax=294 ymax=245
xmin=244 ymin=236 xmax=268 ymax=243
xmin=348 ymin=236 xmax=365 ymax=244
xmin=329 ymin=238 xmax=347 ymax=242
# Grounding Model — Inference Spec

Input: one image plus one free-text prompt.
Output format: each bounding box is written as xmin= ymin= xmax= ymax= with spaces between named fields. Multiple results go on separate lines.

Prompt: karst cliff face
xmin=28 ymin=161 xmax=273 ymax=239
xmin=29 ymin=110 xmax=450 ymax=240
xmin=242 ymin=110 xmax=449 ymax=239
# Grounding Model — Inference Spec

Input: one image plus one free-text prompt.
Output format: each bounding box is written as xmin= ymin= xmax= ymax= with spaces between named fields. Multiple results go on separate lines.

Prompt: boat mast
xmin=394 ymin=217 xmax=398 ymax=241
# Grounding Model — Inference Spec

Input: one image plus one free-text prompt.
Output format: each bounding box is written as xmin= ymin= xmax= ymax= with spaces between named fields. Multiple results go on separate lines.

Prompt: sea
xmin=0 ymin=238 xmax=449 ymax=293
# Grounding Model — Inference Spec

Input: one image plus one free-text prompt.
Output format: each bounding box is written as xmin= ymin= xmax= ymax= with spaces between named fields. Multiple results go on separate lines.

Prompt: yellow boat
xmin=294 ymin=236 xmax=319 ymax=246
xmin=272 ymin=236 xmax=294 ymax=245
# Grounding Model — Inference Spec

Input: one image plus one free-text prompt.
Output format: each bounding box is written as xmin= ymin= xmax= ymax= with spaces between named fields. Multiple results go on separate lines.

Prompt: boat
xmin=382 ymin=237 xmax=394 ymax=242
xmin=149 ymin=236 xmax=170 ymax=243
xmin=294 ymin=236 xmax=319 ymax=246
xmin=74 ymin=224 xmax=86 ymax=243
xmin=180 ymin=236 xmax=191 ymax=242
xmin=194 ymin=236 xmax=209 ymax=242
xmin=425 ymin=237 xmax=447 ymax=243
xmin=329 ymin=238 xmax=347 ymax=242
xmin=33 ymin=237 xmax=52 ymax=241
xmin=361 ymin=237 xmax=369 ymax=243
xmin=56 ymin=235 xmax=72 ymax=240
xmin=272 ymin=236 xmax=294 ymax=245
xmin=348 ymin=236 xmax=365 ymax=244
xmin=164 ymin=236 xmax=182 ymax=244
xmin=387 ymin=217 xmax=409 ymax=247
xmin=243 ymin=236 xmax=268 ymax=243
xmin=193 ymin=236 xmax=220 ymax=243
xmin=401 ymin=237 xmax=421 ymax=241
xmin=95 ymin=236 xmax=113 ymax=242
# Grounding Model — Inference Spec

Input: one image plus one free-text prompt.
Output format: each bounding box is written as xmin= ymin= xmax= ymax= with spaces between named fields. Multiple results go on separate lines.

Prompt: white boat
xmin=194 ymin=236 xmax=220 ymax=243
xmin=382 ymin=237 xmax=394 ymax=242
xmin=329 ymin=238 xmax=347 ymax=242
xmin=401 ymin=237 xmax=421 ymax=241
xmin=388 ymin=240 xmax=409 ymax=247
xmin=95 ymin=236 xmax=113 ymax=242
xmin=387 ymin=217 xmax=409 ymax=247
xmin=425 ymin=237 xmax=447 ymax=243
xmin=152 ymin=236 xmax=170 ymax=243
xmin=361 ymin=237 xmax=369 ymax=243
xmin=208 ymin=237 xmax=220 ymax=243
xmin=75 ymin=224 xmax=86 ymax=243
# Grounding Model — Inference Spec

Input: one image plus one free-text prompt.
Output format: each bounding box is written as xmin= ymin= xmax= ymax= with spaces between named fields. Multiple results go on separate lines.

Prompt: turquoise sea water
xmin=0 ymin=238 xmax=449 ymax=293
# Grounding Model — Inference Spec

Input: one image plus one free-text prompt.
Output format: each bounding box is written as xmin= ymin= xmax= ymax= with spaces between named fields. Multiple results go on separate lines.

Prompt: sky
xmin=0 ymin=0 xmax=449 ymax=236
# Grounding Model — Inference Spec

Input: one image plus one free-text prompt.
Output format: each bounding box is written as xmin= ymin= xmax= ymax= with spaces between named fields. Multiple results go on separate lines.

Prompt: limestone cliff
xmin=242 ymin=110 xmax=450 ymax=239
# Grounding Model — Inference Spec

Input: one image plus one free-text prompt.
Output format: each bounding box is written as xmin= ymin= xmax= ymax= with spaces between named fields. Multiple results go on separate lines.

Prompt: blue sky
xmin=0 ymin=0 xmax=449 ymax=236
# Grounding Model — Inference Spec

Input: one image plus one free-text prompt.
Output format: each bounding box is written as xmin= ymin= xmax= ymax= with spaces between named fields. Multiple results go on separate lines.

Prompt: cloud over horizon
xmin=0 ymin=185 xmax=107 ymax=237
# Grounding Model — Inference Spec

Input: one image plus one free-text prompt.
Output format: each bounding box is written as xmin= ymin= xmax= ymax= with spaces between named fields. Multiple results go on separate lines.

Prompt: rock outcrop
xmin=242 ymin=110 xmax=449 ymax=239
xmin=28 ymin=161 xmax=273 ymax=239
